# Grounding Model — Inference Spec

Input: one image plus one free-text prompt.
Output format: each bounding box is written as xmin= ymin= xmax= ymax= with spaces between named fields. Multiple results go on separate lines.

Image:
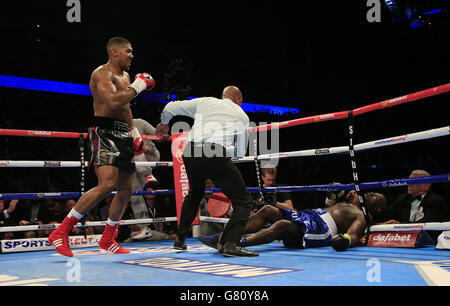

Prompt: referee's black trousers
xmin=177 ymin=143 xmax=253 ymax=244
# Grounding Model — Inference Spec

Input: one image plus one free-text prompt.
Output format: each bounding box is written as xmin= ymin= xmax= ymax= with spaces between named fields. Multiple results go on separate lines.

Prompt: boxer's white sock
xmin=106 ymin=218 xmax=119 ymax=226
xmin=68 ymin=208 xmax=84 ymax=220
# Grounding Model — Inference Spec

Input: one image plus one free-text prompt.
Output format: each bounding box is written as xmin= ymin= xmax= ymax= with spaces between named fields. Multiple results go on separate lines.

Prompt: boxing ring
xmin=0 ymin=83 xmax=449 ymax=287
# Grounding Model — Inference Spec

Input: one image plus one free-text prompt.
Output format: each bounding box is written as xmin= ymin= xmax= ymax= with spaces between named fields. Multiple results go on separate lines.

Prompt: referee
xmin=155 ymin=86 xmax=258 ymax=257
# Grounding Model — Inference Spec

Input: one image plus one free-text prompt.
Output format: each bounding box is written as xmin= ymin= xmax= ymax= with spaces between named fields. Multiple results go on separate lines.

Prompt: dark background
xmin=0 ymin=0 xmax=449 ymax=209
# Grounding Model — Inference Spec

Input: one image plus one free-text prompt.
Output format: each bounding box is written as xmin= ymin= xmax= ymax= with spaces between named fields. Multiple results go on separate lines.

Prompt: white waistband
xmin=319 ymin=212 xmax=338 ymax=236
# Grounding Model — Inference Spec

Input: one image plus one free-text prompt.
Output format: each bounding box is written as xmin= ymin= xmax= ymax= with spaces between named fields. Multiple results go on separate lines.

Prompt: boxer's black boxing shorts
xmin=87 ymin=116 xmax=135 ymax=173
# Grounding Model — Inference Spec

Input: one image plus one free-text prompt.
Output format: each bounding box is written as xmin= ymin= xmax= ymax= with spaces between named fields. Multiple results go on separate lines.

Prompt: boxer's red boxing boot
xmin=98 ymin=223 xmax=130 ymax=254
xmin=48 ymin=216 xmax=79 ymax=257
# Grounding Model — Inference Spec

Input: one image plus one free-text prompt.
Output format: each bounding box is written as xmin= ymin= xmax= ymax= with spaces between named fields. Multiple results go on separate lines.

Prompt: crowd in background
xmin=0 ymin=194 xmax=178 ymax=241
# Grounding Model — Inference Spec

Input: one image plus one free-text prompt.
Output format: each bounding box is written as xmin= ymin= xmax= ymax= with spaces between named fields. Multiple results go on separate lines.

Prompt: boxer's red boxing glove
xmin=136 ymin=73 xmax=155 ymax=91
xmin=133 ymin=137 xmax=146 ymax=156
xmin=128 ymin=73 xmax=155 ymax=97
xmin=129 ymin=127 xmax=146 ymax=156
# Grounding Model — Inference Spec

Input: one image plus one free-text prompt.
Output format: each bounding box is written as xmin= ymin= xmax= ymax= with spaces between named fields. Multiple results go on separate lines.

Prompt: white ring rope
xmin=236 ymin=126 xmax=449 ymax=162
xmin=0 ymin=161 xmax=173 ymax=168
xmin=370 ymin=222 xmax=450 ymax=232
xmin=0 ymin=217 xmax=178 ymax=233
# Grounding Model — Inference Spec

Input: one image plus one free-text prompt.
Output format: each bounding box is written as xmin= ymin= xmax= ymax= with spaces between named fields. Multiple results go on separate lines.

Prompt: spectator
xmin=130 ymin=175 xmax=157 ymax=241
xmin=51 ymin=200 xmax=67 ymax=223
xmin=2 ymin=231 xmax=14 ymax=240
xmin=160 ymin=196 xmax=177 ymax=238
xmin=98 ymin=195 xmax=113 ymax=221
xmin=9 ymin=199 xmax=51 ymax=228
xmin=0 ymin=199 xmax=18 ymax=240
xmin=64 ymin=199 xmax=76 ymax=214
xmin=83 ymin=213 xmax=98 ymax=236
xmin=252 ymin=165 xmax=294 ymax=212
xmin=136 ymin=181 xmax=174 ymax=241
xmin=129 ymin=118 xmax=160 ymax=241
xmin=374 ymin=169 xmax=450 ymax=242
xmin=0 ymin=199 xmax=18 ymax=226
xmin=126 ymin=181 xmax=174 ymax=241
xmin=375 ymin=170 xmax=449 ymax=224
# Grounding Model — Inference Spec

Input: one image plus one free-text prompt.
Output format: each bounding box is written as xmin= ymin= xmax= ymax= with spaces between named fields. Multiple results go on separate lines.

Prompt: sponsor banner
xmin=314 ymin=114 xmax=335 ymax=121
xmin=314 ymin=148 xmax=330 ymax=155
xmin=36 ymin=192 xmax=63 ymax=199
xmin=367 ymin=231 xmax=433 ymax=248
xmin=374 ymin=136 xmax=407 ymax=146
xmin=28 ymin=130 xmax=52 ymax=136
xmin=171 ymin=134 xmax=199 ymax=226
xmin=43 ymin=161 xmax=62 ymax=167
xmin=1 ymin=235 xmax=101 ymax=253
xmin=381 ymin=95 xmax=408 ymax=107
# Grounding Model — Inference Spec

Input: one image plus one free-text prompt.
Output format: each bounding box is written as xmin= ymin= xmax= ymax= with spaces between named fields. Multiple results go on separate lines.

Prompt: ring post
xmin=78 ymin=133 xmax=86 ymax=195
xmin=348 ymin=110 xmax=371 ymax=245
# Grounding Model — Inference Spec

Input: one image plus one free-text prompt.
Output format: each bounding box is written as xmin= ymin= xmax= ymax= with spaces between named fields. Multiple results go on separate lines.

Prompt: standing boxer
xmin=156 ymin=86 xmax=258 ymax=257
xmin=48 ymin=37 xmax=155 ymax=257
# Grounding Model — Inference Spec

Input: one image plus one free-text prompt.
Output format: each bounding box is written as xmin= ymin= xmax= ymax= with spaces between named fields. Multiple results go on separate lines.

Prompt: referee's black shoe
xmin=173 ymin=236 xmax=187 ymax=250
xmin=220 ymin=242 xmax=259 ymax=257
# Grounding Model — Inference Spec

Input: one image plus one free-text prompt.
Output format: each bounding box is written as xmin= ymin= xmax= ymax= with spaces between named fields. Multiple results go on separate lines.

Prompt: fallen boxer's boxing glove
xmin=330 ymin=233 xmax=351 ymax=251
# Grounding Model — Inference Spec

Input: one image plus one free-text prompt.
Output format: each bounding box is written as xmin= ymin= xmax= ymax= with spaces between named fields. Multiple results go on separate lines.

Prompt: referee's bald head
xmin=222 ymin=86 xmax=243 ymax=106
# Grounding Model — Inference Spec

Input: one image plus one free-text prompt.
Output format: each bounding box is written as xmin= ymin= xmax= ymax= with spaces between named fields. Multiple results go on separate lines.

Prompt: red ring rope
xmin=1 ymin=83 xmax=448 ymax=139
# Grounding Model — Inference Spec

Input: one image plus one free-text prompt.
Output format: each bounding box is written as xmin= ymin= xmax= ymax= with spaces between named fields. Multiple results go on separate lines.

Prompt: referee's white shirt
xmin=161 ymin=97 xmax=249 ymax=158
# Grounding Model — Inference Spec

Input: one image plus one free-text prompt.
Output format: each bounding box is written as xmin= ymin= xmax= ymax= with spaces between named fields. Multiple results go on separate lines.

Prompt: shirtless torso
xmin=325 ymin=202 xmax=367 ymax=243
xmin=90 ymin=64 xmax=134 ymax=126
